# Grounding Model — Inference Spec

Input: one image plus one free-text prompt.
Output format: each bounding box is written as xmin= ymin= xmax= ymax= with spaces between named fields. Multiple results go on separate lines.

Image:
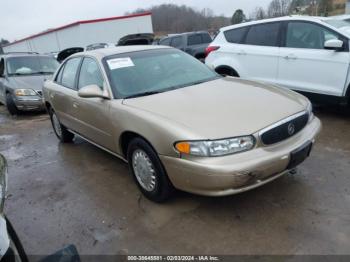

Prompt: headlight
xmin=0 ymin=155 xmax=7 ymax=214
xmin=15 ymin=89 xmax=37 ymax=96
xmin=306 ymin=101 xmax=314 ymax=122
xmin=175 ymin=136 xmax=255 ymax=157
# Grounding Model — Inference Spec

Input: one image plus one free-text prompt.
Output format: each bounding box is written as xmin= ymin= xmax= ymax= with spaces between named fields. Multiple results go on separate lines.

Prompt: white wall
xmin=3 ymin=15 xmax=153 ymax=54
xmin=79 ymin=15 xmax=153 ymax=47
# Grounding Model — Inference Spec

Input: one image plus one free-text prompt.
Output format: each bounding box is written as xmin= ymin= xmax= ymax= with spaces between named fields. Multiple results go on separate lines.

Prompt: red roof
xmin=4 ymin=12 xmax=152 ymax=47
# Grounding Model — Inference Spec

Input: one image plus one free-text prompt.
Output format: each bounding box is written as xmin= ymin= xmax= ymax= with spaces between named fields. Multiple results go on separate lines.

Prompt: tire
xmin=216 ymin=66 xmax=238 ymax=77
xmin=5 ymin=93 xmax=20 ymax=115
xmin=49 ymin=108 xmax=74 ymax=143
xmin=127 ymin=138 xmax=174 ymax=202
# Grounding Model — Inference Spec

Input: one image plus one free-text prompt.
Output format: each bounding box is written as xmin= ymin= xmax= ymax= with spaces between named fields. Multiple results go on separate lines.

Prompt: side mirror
xmin=78 ymin=84 xmax=109 ymax=99
xmin=324 ymin=39 xmax=344 ymax=51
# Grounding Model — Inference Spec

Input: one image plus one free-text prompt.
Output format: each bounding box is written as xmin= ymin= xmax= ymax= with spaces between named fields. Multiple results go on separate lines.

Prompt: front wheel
xmin=127 ymin=138 xmax=174 ymax=203
xmin=49 ymin=108 xmax=74 ymax=143
xmin=6 ymin=93 xmax=20 ymax=115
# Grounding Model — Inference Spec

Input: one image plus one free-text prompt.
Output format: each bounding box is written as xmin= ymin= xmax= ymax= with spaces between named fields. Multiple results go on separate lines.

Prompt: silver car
xmin=0 ymin=53 xmax=59 ymax=115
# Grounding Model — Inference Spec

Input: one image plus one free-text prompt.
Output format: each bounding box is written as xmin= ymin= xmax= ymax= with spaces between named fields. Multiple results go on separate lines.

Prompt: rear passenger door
xmin=50 ymin=57 xmax=82 ymax=131
xmin=225 ymin=22 xmax=281 ymax=83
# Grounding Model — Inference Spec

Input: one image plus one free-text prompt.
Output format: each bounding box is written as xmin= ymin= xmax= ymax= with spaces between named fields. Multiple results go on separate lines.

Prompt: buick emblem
xmin=287 ymin=123 xmax=295 ymax=136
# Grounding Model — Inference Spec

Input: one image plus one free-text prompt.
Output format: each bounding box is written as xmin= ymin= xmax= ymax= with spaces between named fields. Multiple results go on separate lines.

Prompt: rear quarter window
xmin=201 ymin=33 xmax=212 ymax=44
xmin=245 ymin=22 xmax=281 ymax=47
xmin=224 ymin=27 xmax=248 ymax=44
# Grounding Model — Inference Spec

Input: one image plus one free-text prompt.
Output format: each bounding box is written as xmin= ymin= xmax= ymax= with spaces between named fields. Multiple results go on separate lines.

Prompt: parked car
xmin=57 ymin=47 xmax=84 ymax=63
xmin=327 ymin=14 xmax=350 ymax=25
xmin=159 ymin=31 xmax=212 ymax=61
xmin=117 ymin=33 xmax=154 ymax=46
xmin=85 ymin=43 xmax=115 ymax=51
xmin=0 ymin=53 xmax=59 ymax=115
xmin=0 ymin=154 xmax=80 ymax=262
xmin=43 ymin=45 xmax=321 ymax=202
xmin=206 ymin=16 xmax=350 ymax=106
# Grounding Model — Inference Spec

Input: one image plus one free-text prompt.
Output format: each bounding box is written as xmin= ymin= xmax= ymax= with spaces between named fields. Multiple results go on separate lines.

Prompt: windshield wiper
xmin=124 ymin=91 xmax=162 ymax=99
xmin=8 ymin=73 xmax=29 ymax=76
xmin=33 ymin=71 xmax=54 ymax=75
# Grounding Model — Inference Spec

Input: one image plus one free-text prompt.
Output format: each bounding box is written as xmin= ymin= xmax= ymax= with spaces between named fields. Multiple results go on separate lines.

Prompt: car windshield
xmin=104 ymin=48 xmax=220 ymax=98
xmin=7 ymin=56 xmax=59 ymax=76
xmin=323 ymin=19 xmax=350 ymax=29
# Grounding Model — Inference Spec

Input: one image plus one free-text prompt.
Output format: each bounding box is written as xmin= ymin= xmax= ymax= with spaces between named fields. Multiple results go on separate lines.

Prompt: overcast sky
xmin=1 ymin=0 xmax=271 ymax=42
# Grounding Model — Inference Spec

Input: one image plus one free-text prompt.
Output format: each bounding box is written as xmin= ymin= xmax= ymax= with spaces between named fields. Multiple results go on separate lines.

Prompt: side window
xmin=245 ymin=23 xmax=280 ymax=47
xmin=78 ymin=57 xmax=104 ymax=89
xmin=60 ymin=57 xmax=81 ymax=89
xmin=286 ymin=22 xmax=340 ymax=49
xmin=188 ymin=34 xmax=202 ymax=45
xmin=160 ymin=38 xmax=171 ymax=46
xmin=170 ymin=37 xmax=183 ymax=48
xmin=224 ymin=27 xmax=248 ymax=44
xmin=201 ymin=33 xmax=212 ymax=44
xmin=55 ymin=65 xmax=65 ymax=84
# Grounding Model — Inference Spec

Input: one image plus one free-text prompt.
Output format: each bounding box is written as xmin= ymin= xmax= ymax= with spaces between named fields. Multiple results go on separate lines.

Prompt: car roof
xmin=220 ymin=15 xmax=332 ymax=31
xmin=165 ymin=31 xmax=209 ymax=38
xmin=71 ymin=45 xmax=171 ymax=59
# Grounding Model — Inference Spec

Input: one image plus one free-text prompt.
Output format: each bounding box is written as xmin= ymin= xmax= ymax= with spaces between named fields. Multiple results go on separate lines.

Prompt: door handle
xmin=284 ymin=54 xmax=297 ymax=60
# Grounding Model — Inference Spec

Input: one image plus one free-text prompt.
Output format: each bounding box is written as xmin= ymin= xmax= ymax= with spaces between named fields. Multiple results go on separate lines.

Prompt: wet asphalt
xmin=0 ymin=104 xmax=349 ymax=256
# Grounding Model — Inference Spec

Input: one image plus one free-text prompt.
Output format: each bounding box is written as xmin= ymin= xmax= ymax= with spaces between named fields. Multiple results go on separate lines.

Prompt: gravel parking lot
xmin=0 ymin=104 xmax=349 ymax=256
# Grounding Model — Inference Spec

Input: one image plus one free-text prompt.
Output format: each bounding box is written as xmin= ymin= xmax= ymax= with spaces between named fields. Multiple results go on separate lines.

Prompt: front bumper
xmin=161 ymin=116 xmax=321 ymax=196
xmin=0 ymin=215 xmax=27 ymax=262
xmin=14 ymin=96 xmax=45 ymax=111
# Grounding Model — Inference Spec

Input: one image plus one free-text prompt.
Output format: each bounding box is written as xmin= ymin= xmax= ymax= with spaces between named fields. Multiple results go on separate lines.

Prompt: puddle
xmin=0 ymin=135 xmax=16 ymax=142
xmin=0 ymin=146 xmax=24 ymax=161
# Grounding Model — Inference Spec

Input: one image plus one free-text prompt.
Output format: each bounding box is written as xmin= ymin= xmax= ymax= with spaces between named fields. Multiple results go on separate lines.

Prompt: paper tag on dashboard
xmin=107 ymin=57 xmax=135 ymax=70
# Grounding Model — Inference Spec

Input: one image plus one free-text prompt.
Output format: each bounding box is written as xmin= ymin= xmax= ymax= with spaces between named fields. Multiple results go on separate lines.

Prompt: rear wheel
xmin=215 ymin=66 xmax=239 ymax=77
xmin=6 ymin=93 xmax=20 ymax=115
xmin=127 ymin=138 xmax=174 ymax=202
xmin=49 ymin=108 xmax=74 ymax=143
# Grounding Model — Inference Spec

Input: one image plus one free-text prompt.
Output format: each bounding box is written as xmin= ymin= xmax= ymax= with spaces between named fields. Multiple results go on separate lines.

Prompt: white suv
xmin=206 ymin=16 xmax=350 ymax=105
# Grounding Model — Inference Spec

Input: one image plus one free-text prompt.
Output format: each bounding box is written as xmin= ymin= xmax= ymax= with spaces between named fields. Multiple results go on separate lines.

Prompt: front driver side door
xmin=277 ymin=21 xmax=350 ymax=96
xmin=73 ymin=57 xmax=114 ymax=150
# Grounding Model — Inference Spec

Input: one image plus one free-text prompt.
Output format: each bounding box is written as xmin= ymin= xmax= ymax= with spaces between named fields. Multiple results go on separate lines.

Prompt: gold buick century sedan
xmin=43 ymin=45 xmax=321 ymax=202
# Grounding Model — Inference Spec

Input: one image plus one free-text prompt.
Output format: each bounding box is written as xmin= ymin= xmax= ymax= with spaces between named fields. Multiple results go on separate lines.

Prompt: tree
xmin=128 ymin=4 xmax=230 ymax=34
xmin=231 ymin=9 xmax=246 ymax=25
xmin=0 ymin=38 xmax=9 ymax=54
xmin=250 ymin=7 xmax=266 ymax=20
xmin=267 ymin=0 xmax=292 ymax=18
xmin=318 ymin=0 xmax=333 ymax=16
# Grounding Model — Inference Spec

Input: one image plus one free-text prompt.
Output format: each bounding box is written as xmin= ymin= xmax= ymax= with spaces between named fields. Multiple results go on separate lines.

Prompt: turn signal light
xmin=175 ymin=142 xmax=191 ymax=154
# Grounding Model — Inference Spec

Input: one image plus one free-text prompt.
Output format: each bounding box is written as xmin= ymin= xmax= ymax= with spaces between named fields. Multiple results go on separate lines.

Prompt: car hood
xmin=7 ymin=75 xmax=51 ymax=91
xmin=122 ymin=78 xmax=308 ymax=139
xmin=338 ymin=26 xmax=350 ymax=37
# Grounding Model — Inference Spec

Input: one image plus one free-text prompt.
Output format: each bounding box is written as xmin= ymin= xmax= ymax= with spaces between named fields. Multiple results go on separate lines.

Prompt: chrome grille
xmin=259 ymin=111 xmax=309 ymax=145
